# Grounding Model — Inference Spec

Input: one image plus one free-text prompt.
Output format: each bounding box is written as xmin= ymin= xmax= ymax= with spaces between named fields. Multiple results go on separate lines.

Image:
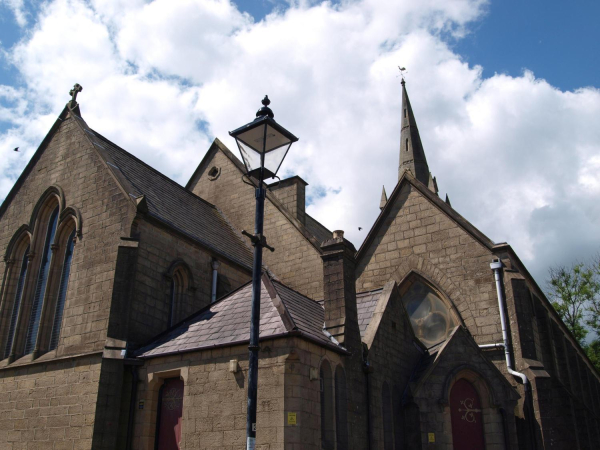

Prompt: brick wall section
xmin=356 ymin=183 xmax=499 ymax=345
xmin=127 ymin=219 xmax=250 ymax=347
xmin=133 ymin=339 xmax=290 ymax=450
xmin=0 ymin=354 xmax=102 ymax=450
xmin=0 ymin=114 xmax=134 ymax=358
xmin=189 ymin=148 xmax=324 ymax=299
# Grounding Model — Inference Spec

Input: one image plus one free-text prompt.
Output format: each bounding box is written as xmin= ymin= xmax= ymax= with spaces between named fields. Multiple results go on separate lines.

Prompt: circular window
xmin=207 ymin=166 xmax=221 ymax=181
xmin=402 ymin=280 xmax=457 ymax=347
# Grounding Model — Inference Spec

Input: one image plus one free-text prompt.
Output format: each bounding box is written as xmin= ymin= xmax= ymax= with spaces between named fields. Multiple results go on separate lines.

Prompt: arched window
xmin=382 ymin=382 xmax=394 ymax=450
xmin=320 ymin=360 xmax=334 ymax=450
xmin=335 ymin=365 xmax=348 ymax=450
xmin=392 ymin=385 xmax=404 ymax=450
xmin=166 ymin=263 xmax=191 ymax=327
xmin=48 ymin=228 xmax=76 ymax=351
xmin=2 ymin=242 xmax=30 ymax=359
xmin=399 ymin=276 xmax=458 ymax=347
xmin=24 ymin=205 xmax=59 ymax=354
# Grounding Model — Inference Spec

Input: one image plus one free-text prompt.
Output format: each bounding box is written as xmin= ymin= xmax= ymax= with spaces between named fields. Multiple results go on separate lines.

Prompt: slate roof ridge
xmin=89 ymin=129 xmax=219 ymax=211
xmin=0 ymin=105 xmax=71 ymax=220
xmin=356 ymin=171 xmax=496 ymax=263
xmin=357 ymin=287 xmax=384 ymax=296
xmin=271 ymin=279 xmax=322 ymax=306
xmin=69 ymin=114 xmax=253 ymax=269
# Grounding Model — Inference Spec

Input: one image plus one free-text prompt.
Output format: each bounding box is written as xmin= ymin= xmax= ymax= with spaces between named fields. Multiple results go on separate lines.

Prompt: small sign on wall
xmin=138 ymin=400 xmax=144 ymax=410
xmin=428 ymin=433 xmax=435 ymax=443
xmin=287 ymin=412 xmax=297 ymax=426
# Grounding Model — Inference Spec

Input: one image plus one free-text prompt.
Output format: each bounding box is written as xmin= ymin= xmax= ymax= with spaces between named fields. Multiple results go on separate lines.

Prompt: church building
xmin=0 ymin=82 xmax=597 ymax=450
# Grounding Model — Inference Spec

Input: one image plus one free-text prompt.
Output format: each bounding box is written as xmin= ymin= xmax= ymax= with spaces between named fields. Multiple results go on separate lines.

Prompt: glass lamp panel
xmin=236 ymin=122 xmax=292 ymax=153
xmin=236 ymin=139 xmax=262 ymax=175
xmin=263 ymin=143 xmax=292 ymax=177
xmin=401 ymin=280 xmax=457 ymax=347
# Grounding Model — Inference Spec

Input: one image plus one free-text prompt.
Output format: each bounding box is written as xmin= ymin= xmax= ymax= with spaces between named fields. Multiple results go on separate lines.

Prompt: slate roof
xmin=304 ymin=214 xmax=332 ymax=245
xmin=136 ymin=277 xmax=341 ymax=358
xmin=356 ymin=289 xmax=383 ymax=337
xmin=72 ymin=114 xmax=253 ymax=269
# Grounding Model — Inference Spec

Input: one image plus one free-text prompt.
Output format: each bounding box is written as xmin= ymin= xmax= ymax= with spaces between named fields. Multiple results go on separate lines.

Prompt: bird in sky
xmin=13 ymin=147 xmax=19 ymax=152
xmin=358 ymin=227 xmax=363 ymax=231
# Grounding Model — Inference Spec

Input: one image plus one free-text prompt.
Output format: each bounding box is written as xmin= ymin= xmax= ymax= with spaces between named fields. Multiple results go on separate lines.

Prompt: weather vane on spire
xmin=398 ymin=66 xmax=407 ymax=84
xmin=69 ymin=83 xmax=83 ymax=108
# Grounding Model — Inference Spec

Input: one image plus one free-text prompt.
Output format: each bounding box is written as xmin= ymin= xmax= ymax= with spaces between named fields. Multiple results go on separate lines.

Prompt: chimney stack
xmin=269 ymin=176 xmax=307 ymax=225
xmin=320 ymin=230 xmax=360 ymax=349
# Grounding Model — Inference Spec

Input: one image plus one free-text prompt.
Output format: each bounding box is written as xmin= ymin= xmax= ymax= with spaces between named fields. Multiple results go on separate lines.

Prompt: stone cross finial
xmin=69 ymin=83 xmax=83 ymax=106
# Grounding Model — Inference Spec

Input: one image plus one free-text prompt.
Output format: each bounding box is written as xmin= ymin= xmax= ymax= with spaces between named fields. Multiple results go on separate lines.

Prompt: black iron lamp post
xmin=229 ymin=96 xmax=298 ymax=450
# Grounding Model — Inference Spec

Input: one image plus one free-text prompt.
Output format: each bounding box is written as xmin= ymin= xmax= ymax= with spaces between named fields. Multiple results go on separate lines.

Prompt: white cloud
xmin=1 ymin=0 xmax=28 ymax=27
xmin=0 ymin=0 xmax=599 ymax=289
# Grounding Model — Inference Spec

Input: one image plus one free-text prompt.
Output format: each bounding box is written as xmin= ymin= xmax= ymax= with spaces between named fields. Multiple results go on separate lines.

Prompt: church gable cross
xmin=69 ymin=83 xmax=83 ymax=107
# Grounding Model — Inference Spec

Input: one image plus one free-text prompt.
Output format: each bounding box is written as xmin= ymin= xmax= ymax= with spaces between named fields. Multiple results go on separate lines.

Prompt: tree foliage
xmin=547 ymin=258 xmax=600 ymax=370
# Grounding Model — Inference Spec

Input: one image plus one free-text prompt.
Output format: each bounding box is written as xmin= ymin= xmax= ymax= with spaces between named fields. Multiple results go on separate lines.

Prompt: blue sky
xmin=0 ymin=0 xmax=599 ymax=291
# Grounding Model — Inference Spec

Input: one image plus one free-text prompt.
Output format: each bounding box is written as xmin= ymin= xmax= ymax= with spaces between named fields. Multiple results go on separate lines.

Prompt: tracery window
xmin=320 ymin=360 xmax=335 ymax=450
xmin=48 ymin=228 xmax=76 ymax=351
xmin=335 ymin=365 xmax=348 ymax=450
xmin=24 ymin=205 xmax=59 ymax=354
xmin=382 ymin=382 xmax=394 ymax=450
xmin=399 ymin=276 xmax=458 ymax=347
xmin=2 ymin=242 xmax=30 ymax=359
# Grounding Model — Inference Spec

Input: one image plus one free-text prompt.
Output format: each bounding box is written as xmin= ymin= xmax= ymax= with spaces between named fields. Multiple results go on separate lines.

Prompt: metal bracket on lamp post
xmin=241 ymin=230 xmax=275 ymax=252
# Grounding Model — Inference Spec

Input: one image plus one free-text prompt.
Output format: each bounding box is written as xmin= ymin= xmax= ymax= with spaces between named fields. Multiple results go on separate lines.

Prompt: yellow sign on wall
xmin=428 ymin=433 xmax=435 ymax=443
xmin=287 ymin=412 xmax=297 ymax=425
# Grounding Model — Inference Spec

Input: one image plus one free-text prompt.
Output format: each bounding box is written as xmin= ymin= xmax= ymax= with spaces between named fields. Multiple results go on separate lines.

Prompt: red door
xmin=156 ymin=378 xmax=184 ymax=450
xmin=450 ymin=379 xmax=485 ymax=450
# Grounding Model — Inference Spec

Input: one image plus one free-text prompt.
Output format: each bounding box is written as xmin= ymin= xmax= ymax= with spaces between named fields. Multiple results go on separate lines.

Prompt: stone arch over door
xmin=442 ymin=367 xmax=506 ymax=450
xmin=390 ymin=255 xmax=474 ymax=326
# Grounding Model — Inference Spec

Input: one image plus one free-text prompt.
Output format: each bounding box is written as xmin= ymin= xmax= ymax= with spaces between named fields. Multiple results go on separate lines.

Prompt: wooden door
xmin=450 ymin=379 xmax=485 ymax=450
xmin=155 ymin=378 xmax=184 ymax=450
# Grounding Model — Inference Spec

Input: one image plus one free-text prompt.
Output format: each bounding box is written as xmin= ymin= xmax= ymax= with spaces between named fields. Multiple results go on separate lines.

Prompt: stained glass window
xmin=401 ymin=280 xmax=457 ymax=347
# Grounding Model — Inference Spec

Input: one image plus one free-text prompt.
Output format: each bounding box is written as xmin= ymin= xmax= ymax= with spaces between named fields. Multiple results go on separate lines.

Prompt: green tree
xmin=547 ymin=263 xmax=599 ymax=345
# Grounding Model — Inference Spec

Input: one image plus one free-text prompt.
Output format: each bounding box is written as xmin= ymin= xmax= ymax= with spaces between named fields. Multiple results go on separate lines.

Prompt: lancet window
xmin=24 ymin=205 xmax=59 ymax=354
xmin=2 ymin=241 xmax=30 ymax=359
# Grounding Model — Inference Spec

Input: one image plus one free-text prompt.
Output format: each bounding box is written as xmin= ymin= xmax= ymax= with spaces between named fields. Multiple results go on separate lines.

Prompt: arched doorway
xmin=450 ymin=378 xmax=485 ymax=450
xmin=155 ymin=378 xmax=184 ymax=450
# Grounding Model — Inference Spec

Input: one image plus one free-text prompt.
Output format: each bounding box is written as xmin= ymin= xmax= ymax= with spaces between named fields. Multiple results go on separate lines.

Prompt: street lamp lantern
xmin=229 ymin=95 xmax=298 ymax=181
xmin=229 ymin=95 xmax=298 ymax=450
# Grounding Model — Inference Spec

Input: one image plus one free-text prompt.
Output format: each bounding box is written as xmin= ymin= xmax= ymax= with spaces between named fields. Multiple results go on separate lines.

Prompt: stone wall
xmin=0 ymin=113 xmax=134 ymax=360
xmin=0 ymin=354 xmax=102 ymax=449
xmin=356 ymin=182 xmax=499 ymax=345
xmin=125 ymin=219 xmax=250 ymax=348
xmin=189 ymin=146 xmax=324 ymax=300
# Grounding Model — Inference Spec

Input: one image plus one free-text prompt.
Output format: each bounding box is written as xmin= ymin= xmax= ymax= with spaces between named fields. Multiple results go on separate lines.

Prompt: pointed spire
xmin=445 ymin=194 xmax=451 ymax=207
xmin=428 ymin=173 xmax=438 ymax=195
xmin=379 ymin=185 xmax=388 ymax=210
xmin=398 ymin=80 xmax=431 ymax=187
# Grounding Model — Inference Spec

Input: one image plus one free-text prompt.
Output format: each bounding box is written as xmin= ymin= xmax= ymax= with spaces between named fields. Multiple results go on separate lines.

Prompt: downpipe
xmin=488 ymin=259 xmax=536 ymax=449
xmin=489 ymin=260 xmax=530 ymax=389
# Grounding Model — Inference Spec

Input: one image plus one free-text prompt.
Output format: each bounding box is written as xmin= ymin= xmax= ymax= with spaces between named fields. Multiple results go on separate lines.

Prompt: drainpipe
xmin=490 ymin=260 xmax=529 ymax=387
xmin=489 ymin=259 xmax=536 ymax=449
xmin=211 ymin=259 xmax=220 ymax=303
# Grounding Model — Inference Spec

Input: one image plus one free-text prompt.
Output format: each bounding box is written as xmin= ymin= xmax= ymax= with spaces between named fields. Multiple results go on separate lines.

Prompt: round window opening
xmin=401 ymin=280 xmax=457 ymax=347
xmin=208 ymin=166 xmax=221 ymax=180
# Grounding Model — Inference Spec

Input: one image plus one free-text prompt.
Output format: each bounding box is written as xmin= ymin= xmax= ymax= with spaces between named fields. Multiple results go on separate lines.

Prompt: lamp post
xmin=229 ymin=96 xmax=298 ymax=450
